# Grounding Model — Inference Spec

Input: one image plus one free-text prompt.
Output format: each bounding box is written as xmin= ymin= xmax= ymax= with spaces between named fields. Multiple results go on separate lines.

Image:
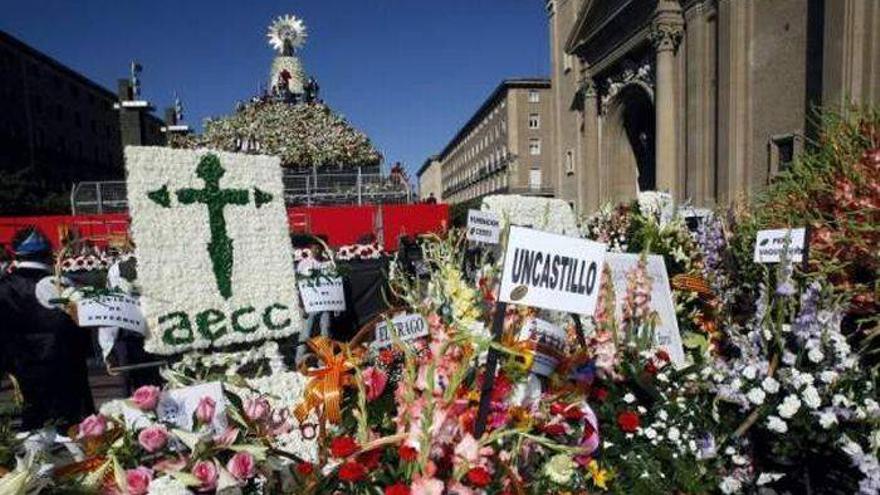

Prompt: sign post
xmin=473 ymin=226 xmax=606 ymax=437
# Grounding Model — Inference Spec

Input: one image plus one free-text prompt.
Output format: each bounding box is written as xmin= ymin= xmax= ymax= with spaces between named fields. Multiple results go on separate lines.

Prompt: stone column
xmin=579 ymin=63 xmax=601 ymax=212
xmin=651 ymin=1 xmax=684 ymax=197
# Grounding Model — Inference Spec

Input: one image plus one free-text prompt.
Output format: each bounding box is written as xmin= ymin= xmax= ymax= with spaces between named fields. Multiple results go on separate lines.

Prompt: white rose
xmin=761 ymin=377 xmax=780 ymax=394
xmin=747 ymin=388 xmax=766 ymax=406
xmin=778 ymin=395 xmax=801 ymax=419
xmin=767 ymin=415 xmax=788 ymax=433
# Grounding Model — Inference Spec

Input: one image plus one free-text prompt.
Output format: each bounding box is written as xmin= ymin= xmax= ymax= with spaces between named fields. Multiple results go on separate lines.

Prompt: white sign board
xmin=77 ymin=294 xmax=146 ymax=333
xmin=298 ymin=277 xmax=346 ymax=313
xmin=754 ymin=228 xmax=806 ymax=263
xmin=156 ymin=382 xmax=227 ymax=432
xmin=519 ymin=318 xmax=567 ymax=377
xmin=467 ymin=209 xmax=501 ymax=244
xmin=499 ymin=226 xmax=607 ymax=315
xmin=373 ymin=313 xmax=429 ymax=348
xmin=604 ymin=253 xmax=685 ymax=366
xmin=125 ymin=147 xmax=303 ymax=355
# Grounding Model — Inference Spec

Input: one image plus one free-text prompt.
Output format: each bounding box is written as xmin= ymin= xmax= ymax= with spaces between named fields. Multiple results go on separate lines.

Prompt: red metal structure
xmin=0 ymin=204 xmax=448 ymax=252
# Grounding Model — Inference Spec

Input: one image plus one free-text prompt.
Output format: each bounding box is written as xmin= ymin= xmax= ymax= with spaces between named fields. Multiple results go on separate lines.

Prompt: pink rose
xmin=363 ymin=367 xmax=388 ymax=401
xmin=411 ymin=476 xmax=444 ymax=495
xmin=244 ymin=397 xmax=270 ymax=422
xmin=191 ymin=460 xmax=219 ymax=491
xmin=77 ymin=414 xmax=107 ymax=439
xmin=195 ymin=396 xmax=216 ymax=425
xmin=213 ymin=426 xmax=240 ymax=448
xmin=125 ymin=466 xmax=152 ymax=495
xmin=131 ymin=385 xmax=161 ymax=411
xmin=226 ymin=452 xmax=256 ymax=480
xmin=138 ymin=425 xmax=169 ymax=453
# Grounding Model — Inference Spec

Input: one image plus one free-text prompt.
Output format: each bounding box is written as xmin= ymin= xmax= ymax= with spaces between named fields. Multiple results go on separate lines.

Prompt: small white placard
xmin=373 ymin=313 xmax=429 ymax=348
xmin=298 ymin=277 xmax=346 ymax=313
xmin=605 ymin=253 xmax=685 ymax=367
xmin=499 ymin=226 xmax=607 ymax=315
xmin=76 ymin=294 xmax=146 ymax=333
xmin=519 ymin=318 xmax=567 ymax=377
xmin=754 ymin=228 xmax=806 ymax=263
xmin=467 ymin=209 xmax=501 ymax=244
xmin=156 ymin=382 xmax=227 ymax=432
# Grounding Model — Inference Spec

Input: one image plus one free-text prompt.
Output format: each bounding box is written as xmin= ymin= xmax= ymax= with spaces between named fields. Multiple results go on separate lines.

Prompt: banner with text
xmin=467 ymin=209 xmax=501 ymax=244
xmin=754 ymin=227 xmax=806 ymax=263
xmin=499 ymin=226 xmax=607 ymax=315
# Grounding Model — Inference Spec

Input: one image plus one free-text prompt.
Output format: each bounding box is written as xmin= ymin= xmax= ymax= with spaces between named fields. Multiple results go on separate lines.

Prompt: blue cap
xmin=13 ymin=229 xmax=51 ymax=256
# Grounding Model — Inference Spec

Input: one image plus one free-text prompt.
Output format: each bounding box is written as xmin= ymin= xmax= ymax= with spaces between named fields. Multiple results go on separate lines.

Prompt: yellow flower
xmin=587 ymin=460 xmax=612 ymax=490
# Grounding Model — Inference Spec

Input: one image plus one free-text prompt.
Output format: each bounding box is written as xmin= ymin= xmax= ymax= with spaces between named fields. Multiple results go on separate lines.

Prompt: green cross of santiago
xmin=147 ymin=153 xmax=273 ymax=299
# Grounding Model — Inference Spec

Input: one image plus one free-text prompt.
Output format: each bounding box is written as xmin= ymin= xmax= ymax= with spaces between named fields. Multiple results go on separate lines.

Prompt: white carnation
xmin=802 ymin=386 xmax=821 ymax=410
xmin=807 ymin=347 xmax=825 ymax=363
xmin=767 ymin=415 xmax=788 ymax=433
xmin=623 ymin=393 xmax=636 ymax=404
xmin=747 ymin=387 xmax=766 ymax=406
xmin=819 ymin=371 xmax=838 ymax=384
xmin=743 ymin=365 xmax=757 ymax=380
xmin=719 ymin=476 xmax=742 ymax=494
xmin=667 ymin=426 xmax=681 ymax=442
xmin=644 ymin=427 xmax=658 ymax=440
xmin=761 ymin=377 xmax=780 ymax=394
xmin=778 ymin=395 xmax=802 ymax=419
xmin=817 ymin=410 xmax=838 ymax=429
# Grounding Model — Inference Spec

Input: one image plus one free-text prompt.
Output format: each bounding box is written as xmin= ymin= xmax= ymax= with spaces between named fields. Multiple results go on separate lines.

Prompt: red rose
xmin=466 ymin=466 xmax=492 ymax=487
xmin=542 ymin=423 xmax=567 ymax=436
xmin=645 ymin=361 xmax=658 ymax=375
xmin=330 ymin=436 xmax=360 ymax=458
xmin=295 ymin=462 xmax=314 ymax=476
xmin=398 ymin=444 xmax=418 ymax=462
xmin=550 ymin=403 xmax=566 ymax=415
xmin=338 ymin=461 xmax=366 ymax=482
xmin=358 ymin=448 xmax=383 ymax=470
xmin=617 ymin=410 xmax=640 ymax=433
xmin=385 ymin=483 xmax=411 ymax=495
xmin=656 ymin=349 xmax=670 ymax=362
xmin=591 ymin=387 xmax=609 ymax=402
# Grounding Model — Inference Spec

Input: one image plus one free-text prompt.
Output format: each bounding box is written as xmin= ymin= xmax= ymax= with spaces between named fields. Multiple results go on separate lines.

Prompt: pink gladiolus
xmin=453 ymin=434 xmax=480 ymax=466
xmin=195 ymin=396 xmax=216 ymax=424
xmin=77 ymin=414 xmax=107 ymax=439
xmin=125 ymin=467 xmax=152 ymax=495
xmin=227 ymin=451 xmax=256 ymax=480
xmin=191 ymin=460 xmax=219 ymax=491
xmin=137 ymin=425 xmax=169 ymax=453
xmin=363 ymin=366 xmax=388 ymax=401
xmin=130 ymin=385 xmax=161 ymax=411
xmin=244 ymin=397 xmax=270 ymax=422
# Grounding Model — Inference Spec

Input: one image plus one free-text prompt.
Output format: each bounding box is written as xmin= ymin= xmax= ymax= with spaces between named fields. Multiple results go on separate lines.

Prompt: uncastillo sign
xmin=466 ymin=209 xmax=501 ymax=244
xmin=754 ymin=228 xmax=806 ymax=263
xmin=499 ymin=226 xmax=607 ymax=315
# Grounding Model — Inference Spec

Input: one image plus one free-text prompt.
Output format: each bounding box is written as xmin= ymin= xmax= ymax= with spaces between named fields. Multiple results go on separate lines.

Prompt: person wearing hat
xmin=0 ymin=227 xmax=94 ymax=432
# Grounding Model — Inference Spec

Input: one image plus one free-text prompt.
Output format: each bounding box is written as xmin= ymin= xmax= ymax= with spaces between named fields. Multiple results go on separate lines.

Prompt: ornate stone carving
xmin=650 ymin=22 xmax=684 ymax=52
xmin=599 ymin=57 xmax=655 ymax=113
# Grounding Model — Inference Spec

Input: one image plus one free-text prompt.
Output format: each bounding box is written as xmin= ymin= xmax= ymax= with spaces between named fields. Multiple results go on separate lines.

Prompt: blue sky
xmin=1 ymin=0 xmax=549 ymax=175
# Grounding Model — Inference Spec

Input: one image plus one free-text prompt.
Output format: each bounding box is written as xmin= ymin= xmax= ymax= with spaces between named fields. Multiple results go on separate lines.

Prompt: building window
xmin=529 ymin=138 xmax=541 ymax=156
xmin=769 ymin=133 xmax=801 ymax=178
xmin=528 ymin=114 xmax=540 ymax=129
xmin=563 ymin=53 xmax=573 ymax=73
xmin=528 ymin=90 xmax=540 ymax=103
xmin=565 ymin=150 xmax=575 ymax=175
xmin=529 ymin=168 xmax=542 ymax=190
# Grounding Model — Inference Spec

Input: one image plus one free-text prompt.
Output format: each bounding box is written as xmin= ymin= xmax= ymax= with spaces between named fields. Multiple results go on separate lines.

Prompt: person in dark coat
xmin=0 ymin=228 xmax=94 ymax=432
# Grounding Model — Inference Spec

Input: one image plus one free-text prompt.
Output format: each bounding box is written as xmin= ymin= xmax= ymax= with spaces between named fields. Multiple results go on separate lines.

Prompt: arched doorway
xmin=604 ymin=83 xmax=656 ymax=200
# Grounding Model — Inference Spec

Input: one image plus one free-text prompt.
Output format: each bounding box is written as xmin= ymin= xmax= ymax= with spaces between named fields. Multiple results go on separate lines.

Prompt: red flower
xmin=617 ymin=410 xmax=640 ymax=433
xmin=398 ymin=444 xmax=418 ymax=462
xmin=358 ymin=448 xmax=383 ymax=470
xmin=337 ymin=461 xmax=366 ymax=482
xmin=330 ymin=436 xmax=359 ymax=458
xmin=564 ymin=407 xmax=586 ymax=421
xmin=295 ymin=462 xmax=314 ymax=476
xmin=385 ymin=483 xmax=411 ymax=495
xmin=379 ymin=348 xmax=397 ymax=366
xmin=645 ymin=360 xmax=658 ymax=375
xmin=543 ymin=423 xmax=567 ymax=436
xmin=550 ymin=402 xmax=566 ymax=415
xmin=656 ymin=349 xmax=670 ymax=362
xmin=466 ymin=466 xmax=492 ymax=487
xmin=591 ymin=387 xmax=609 ymax=402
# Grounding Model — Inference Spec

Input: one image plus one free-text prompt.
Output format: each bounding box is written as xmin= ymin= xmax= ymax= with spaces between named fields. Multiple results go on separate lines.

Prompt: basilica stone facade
xmin=548 ymin=0 xmax=880 ymax=214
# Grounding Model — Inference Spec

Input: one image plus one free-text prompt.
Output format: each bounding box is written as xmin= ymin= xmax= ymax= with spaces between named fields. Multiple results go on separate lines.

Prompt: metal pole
xmin=70 ymin=183 xmax=77 ymax=215
xmin=357 ymin=167 xmax=362 ymax=205
xmin=95 ymin=182 xmax=103 ymax=215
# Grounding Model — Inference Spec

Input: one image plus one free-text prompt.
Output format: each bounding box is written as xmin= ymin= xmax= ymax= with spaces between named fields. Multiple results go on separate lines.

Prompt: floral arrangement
xmin=169 ymin=101 xmax=382 ymax=170
xmin=335 ymin=242 xmax=385 ymax=261
xmin=481 ymin=195 xmax=579 ymax=236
